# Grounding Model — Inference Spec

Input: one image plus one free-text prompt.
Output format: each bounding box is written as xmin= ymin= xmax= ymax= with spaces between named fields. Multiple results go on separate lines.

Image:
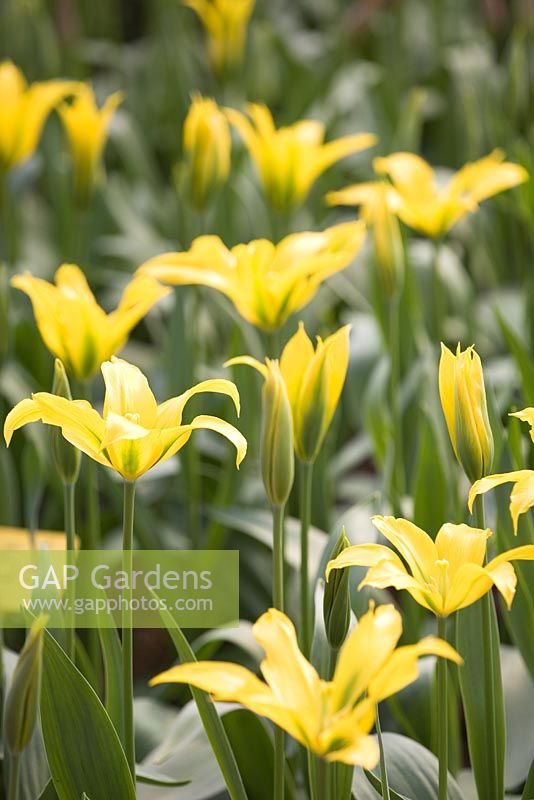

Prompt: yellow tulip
xmin=150 ymin=603 xmax=459 ymax=766
xmin=182 ymin=93 xmax=231 ymax=209
xmin=225 ymin=103 xmax=377 ymax=211
xmin=227 ymin=322 xmax=350 ymax=462
xmin=374 ymin=150 xmax=528 ymax=238
xmin=327 ymin=181 xmax=404 ymax=295
xmin=4 ymin=356 xmax=247 ymax=482
xmin=59 ymin=84 xmax=123 ymax=205
xmin=0 ymin=60 xmax=79 ymax=172
xmin=439 ymin=343 xmax=494 ymax=482
xmin=326 ymin=515 xmax=534 ymax=617
xmin=138 ymin=222 xmax=365 ymax=330
xmin=469 ymin=407 xmax=534 ymax=533
xmin=183 ymin=0 xmax=255 ymax=76
xmin=11 ymin=263 xmax=170 ymax=381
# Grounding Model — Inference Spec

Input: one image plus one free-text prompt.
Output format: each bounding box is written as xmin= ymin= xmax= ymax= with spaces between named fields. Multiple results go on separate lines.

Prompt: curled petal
xmin=187 ymin=414 xmax=247 ymax=467
xmin=371 ymin=516 xmax=438 ymax=583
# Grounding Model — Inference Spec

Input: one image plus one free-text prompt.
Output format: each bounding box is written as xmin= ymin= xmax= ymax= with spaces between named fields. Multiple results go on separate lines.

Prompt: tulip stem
xmin=376 ymin=707 xmax=391 ymax=800
xmin=432 ymin=238 xmax=445 ymax=341
xmin=0 ymin=171 xmax=18 ymax=267
xmin=272 ymin=502 xmax=285 ymax=800
xmin=63 ymin=481 xmax=76 ymax=661
xmin=299 ymin=461 xmax=313 ymax=657
xmin=474 ymin=495 xmax=500 ymax=799
xmin=122 ymin=479 xmax=136 ymax=781
xmin=8 ymin=753 xmax=20 ymax=800
xmin=387 ymin=293 xmax=404 ymax=514
xmin=437 ymin=616 xmax=448 ymax=800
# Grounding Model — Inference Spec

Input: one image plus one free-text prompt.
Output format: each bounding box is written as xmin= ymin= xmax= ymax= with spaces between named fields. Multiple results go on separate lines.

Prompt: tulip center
xmin=124 ymin=412 xmax=141 ymax=424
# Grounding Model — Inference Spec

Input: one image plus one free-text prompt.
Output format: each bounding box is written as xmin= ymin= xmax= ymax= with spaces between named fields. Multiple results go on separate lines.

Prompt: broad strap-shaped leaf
xmin=40 ymin=628 xmax=136 ymax=800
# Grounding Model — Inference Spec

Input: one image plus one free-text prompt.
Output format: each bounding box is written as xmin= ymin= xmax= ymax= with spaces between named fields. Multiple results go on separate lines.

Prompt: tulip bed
xmin=0 ymin=1 xmax=533 ymax=800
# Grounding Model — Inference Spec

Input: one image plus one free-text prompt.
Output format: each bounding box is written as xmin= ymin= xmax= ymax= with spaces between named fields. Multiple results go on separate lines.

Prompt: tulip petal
xmin=4 ymin=399 xmax=43 ymax=445
xmin=444 ymin=563 xmax=502 ymax=614
xmin=371 ymin=515 xmax=438 ymax=582
xmin=368 ymin=636 xmax=462 ymax=703
xmin=101 ymin=357 xmax=158 ymax=427
xmin=438 ymin=343 xmax=458 ymax=456
xmin=100 ymin=411 xmax=151 ymax=450
xmin=314 ymin=133 xmax=377 ymax=178
xmin=224 ymin=356 xmax=268 ymax=379
xmin=435 ymin=522 xmax=490 ymax=577
xmin=279 ymin=322 xmax=315 ymax=412
xmin=331 ymin=604 xmax=402 ymax=712
xmin=359 ymin=558 xmax=442 ymax=614
xmin=325 ymin=543 xmax=398 ymax=580
xmin=156 ymin=379 xmax=242 ymax=427
xmin=468 ymin=470 xmax=534 ymax=533
xmin=187 ymin=414 xmax=247 ymax=467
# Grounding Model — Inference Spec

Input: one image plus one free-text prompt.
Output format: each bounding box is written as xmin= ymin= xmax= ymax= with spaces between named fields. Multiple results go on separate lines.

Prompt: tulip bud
xmin=323 ymin=529 xmax=351 ymax=650
xmin=439 ymin=343 xmax=494 ymax=482
xmin=5 ymin=618 xmax=45 ymax=755
xmin=261 ymin=360 xmax=294 ymax=507
xmin=183 ymin=94 xmax=231 ymax=210
xmin=51 ymin=359 xmax=80 ymax=485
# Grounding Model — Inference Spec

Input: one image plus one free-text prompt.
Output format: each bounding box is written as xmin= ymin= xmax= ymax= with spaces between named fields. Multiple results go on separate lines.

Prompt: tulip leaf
xmin=352 ymin=733 xmax=465 ymax=799
xmin=135 ymin=767 xmax=189 ymax=786
xmin=522 ymin=758 xmax=534 ymax=800
xmin=496 ymin=312 xmax=534 ymax=405
xmin=40 ymin=628 xmax=136 ymax=800
xmin=37 ymin=782 xmax=59 ymax=800
xmin=98 ymin=620 xmax=124 ymax=739
xmin=456 ymin=594 xmax=505 ymax=800
xmin=153 ymin=596 xmax=248 ymax=800
xmin=412 ymin=411 xmax=448 ymax=537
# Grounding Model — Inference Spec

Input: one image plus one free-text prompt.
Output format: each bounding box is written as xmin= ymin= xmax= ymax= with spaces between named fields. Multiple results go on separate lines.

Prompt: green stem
xmin=8 ymin=753 xmax=20 ymax=800
xmin=376 ymin=708 xmax=391 ymax=800
xmin=437 ymin=616 xmax=448 ymax=800
xmin=387 ymin=293 xmax=404 ymax=514
xmin=314 ymin=758 xmax=328 ymax=800
xmin=299 ymin=461 xmax=313 ymax=657
xmin=474 ymin=494 xmax=500 ymax=799
xmin=64 ymin=481 xmax=76 ymax=661
xmin=432 ymin=238 xmax=445 ymax=341
xmin=122 ymin=480 xmax=136 ymax=781
xmin=272 ymin=503 xmax=285 ymax=800
xmin=0 ymin=170 xmax=18 ymax=267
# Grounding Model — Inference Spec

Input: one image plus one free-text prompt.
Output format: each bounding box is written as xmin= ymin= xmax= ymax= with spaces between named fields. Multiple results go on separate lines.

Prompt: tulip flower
xmin=182 ymin=93 xmax=231 ymax=209
xmin=151 ymin=603 xmax=460 ymax=766
xmin=439 ymin=343 xmax=494 ymax=483
xmin=138 ymin=222 xmax=365 ymax=330
xmin=59 ymin=84 xmax=123 ymax=205
xmin=326 ymin=515 xmax=534 ymax=617
xmin=469 ymin=407 xmax=534 ymax=533
xmin=327 ymin=181 xmax=404 ymax=296
xmin=0 ymin=60 xmax=79 ymax=172
xmin=374 ymin=150 xmax=528 ymax=239
xmin=225 ymin=103 xmax=377 ymax=211
xmin=183 ymin=0 xmax=255 ymax=77
xmin=11 ymin=263 xmax=170 ymax=381
xmin=4 ymin=356 xmax=247 ymax=481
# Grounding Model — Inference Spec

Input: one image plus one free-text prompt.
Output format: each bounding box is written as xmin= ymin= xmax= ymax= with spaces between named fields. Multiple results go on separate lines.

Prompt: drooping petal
xmin=371 ymin=516 xmax=438 ymax=582
xmin=186 ymin=414 xmax=247 ymax=467
xmin=510 ymin=407 xmax=534 ymax=443
xmin=468 ymin=470 xmax=534 ymax=533
xmin=325 ymin=543 xmax=400 ymax=580
xmin=368 ymin=636 xmax=462 ymax=703
xmin=156 ymin=379 xmax=241 ymax=428
xmin=4 ymin=399 xmax=44 ymax=445
xmin=10 ymin=273 xmax=68 ymax=364
xmin=449 ymin=150 xmax=528 ymax=204
xmin=224 ymin=356 xmax=268 ymax=379
xmin=330 ymin=603 xmax=402 ymax=712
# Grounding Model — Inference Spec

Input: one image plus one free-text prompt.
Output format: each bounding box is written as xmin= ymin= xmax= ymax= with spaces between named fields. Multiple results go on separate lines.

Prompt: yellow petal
xmin=358 ymin=558 xmax=442 ymax=615
xmin=156 ymin=378 xmax=241 ymax=427
xmin=187 ymin=414 xmax=247 ymax=467
xmin=443 ymin=562 xmax=515 ymax=614
xmin=468 ymin=470 xmax=534 ymax=533
xmin=331 ymin=603 xmax=402 ymax=712
xmin=279 ymin=322 xmax=315 ymax=412
xmin=100 ymin=411 xmax=151 ymax=450
xmin=510 ymin=407 xmax=534 ymax=443
xmin=224 ymin=356 xmax=268 ymax=379
xmin=4 ymin=399 xmax=42 ymax=445
xmin=368 ymin=636 xmax=462 ymax=702
xmin=106 ymin=275 xmax=170 ymax=357
xmin=325 ymin=734 xmax=379 ymax=768
xmin=371 ymin=515 xmax=438 ymax=582
xmin=313 ymin=133 xmax=377 ymax=178
xmin=449 ymin=150 xmax=528 ymax=204
xmin=435 ymin=522 xmax=490 ymax=577
xmin=253 ymin=609 xmax=322 ymax=741
xmin=101 ymin=357 xmax=158 ymax=427
xmin=325 ymin=543 xmax=398 ymax=580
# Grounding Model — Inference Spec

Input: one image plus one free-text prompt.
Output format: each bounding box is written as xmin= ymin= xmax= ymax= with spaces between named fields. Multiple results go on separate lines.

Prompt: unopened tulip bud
xmin=323 ymin=529 xmax=351 ymax=649
xmin=261 ymin=360 xmax=294 ymax=507
xmin=183 ymin=94 xmax=231 ymax=210
xmin=439 ymin=343 xmax=494 ymax=482
xmin=5 ymin=618 xmax=45 ymax=755
xmin=51 ymin=359 xmax=80 ymax=485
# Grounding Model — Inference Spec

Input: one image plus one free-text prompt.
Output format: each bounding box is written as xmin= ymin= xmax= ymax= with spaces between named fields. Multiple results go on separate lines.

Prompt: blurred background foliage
xmin=0 ymin=1 xmax=533 ymax=797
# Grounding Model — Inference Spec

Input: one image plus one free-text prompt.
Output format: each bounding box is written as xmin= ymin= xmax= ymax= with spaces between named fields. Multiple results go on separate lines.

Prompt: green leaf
xmin=522 ymin=758 xmax=534 ymax=800
xmin=153 ymin=596 xmax=248 ymax=800
xmin=98 ymin=623 xmax=123 ymax=739
xmin=37 ymin=782 xmax=59 ymax=800
xmin=456 ymin=593 xmax=505 ymax=800
xmin=353 ymin=733 xmax=465 ymax=800
xmin=364 ymin=770 xmax=410 ymax=800
xmin=496 ymin=312 xmax=534 ymax=404
xmin=135 ymin=767 xmax=189 ymax=786
xmin=412 ymin=412 xmax=448 ymax=537
xmin=40 ymin=628 xmax=136 ymax=800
